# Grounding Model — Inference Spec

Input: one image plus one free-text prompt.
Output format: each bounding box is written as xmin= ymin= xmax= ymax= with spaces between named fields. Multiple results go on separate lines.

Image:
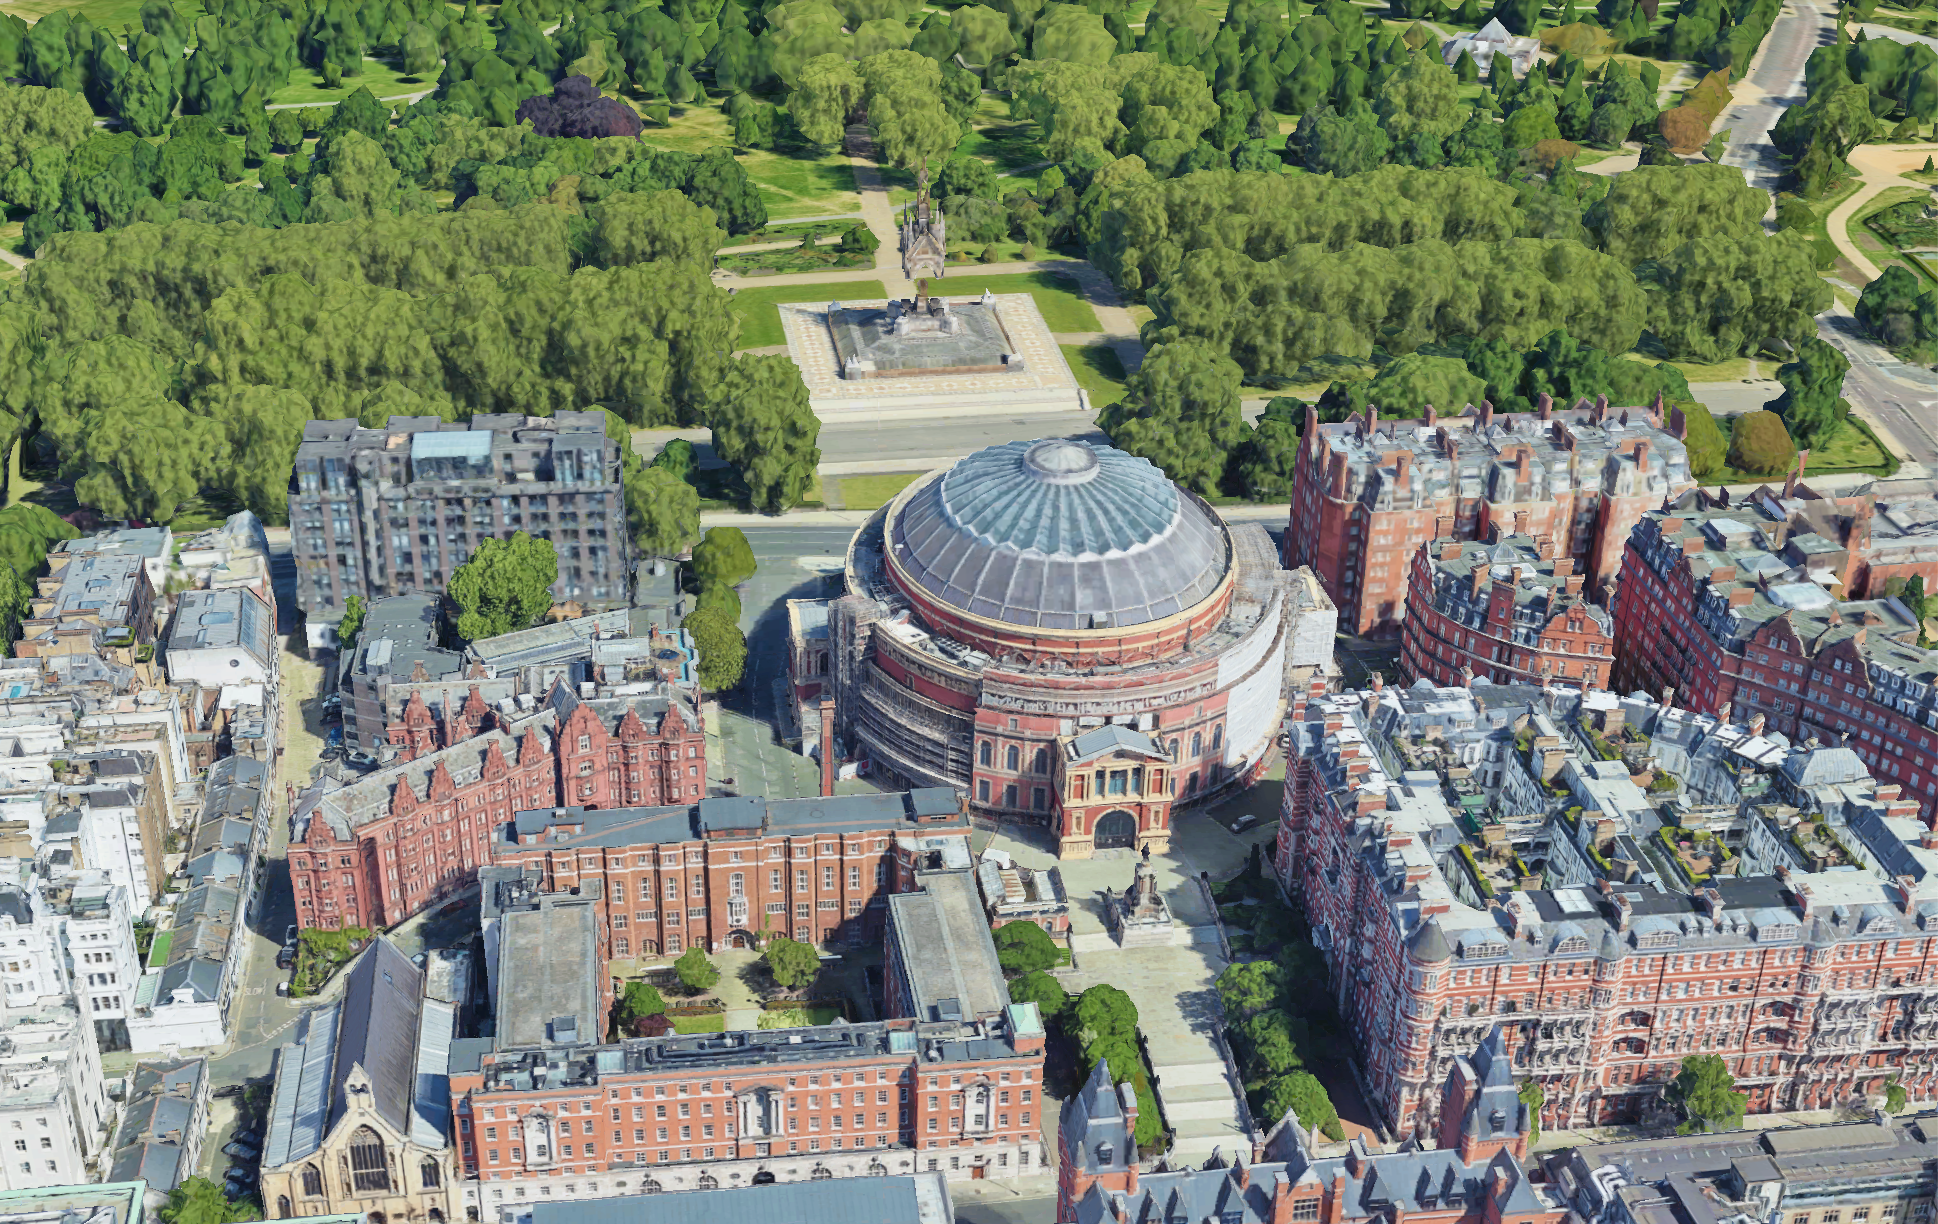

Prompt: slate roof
xmin=108 ymin=1056 xmax=204 ymax=1192
xmin=528 ymin=1172 xmax=952 ymax=1224
xmin=1067 ymin=725 xmax=1168 ymax=762
xmin=506 ymin=787 xmax=966 ymax=849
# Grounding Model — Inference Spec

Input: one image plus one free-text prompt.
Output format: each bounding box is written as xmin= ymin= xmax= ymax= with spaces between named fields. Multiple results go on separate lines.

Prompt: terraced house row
xmin=1275 ymin=677 xmax=1938 ymax=1135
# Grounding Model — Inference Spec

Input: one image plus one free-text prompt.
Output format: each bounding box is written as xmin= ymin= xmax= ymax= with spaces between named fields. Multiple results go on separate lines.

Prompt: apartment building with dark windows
xmin=290 ymin=413 xmax=629 ymax=647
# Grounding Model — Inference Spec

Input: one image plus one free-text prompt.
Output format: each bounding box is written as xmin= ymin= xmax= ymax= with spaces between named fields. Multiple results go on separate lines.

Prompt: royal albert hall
xmin=825 ymin=439 xmax=1303 ymax=857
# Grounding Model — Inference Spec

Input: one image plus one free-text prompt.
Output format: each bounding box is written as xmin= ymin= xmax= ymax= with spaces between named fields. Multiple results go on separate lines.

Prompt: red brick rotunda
xmin=826 ymin=438 xmax=1299 ymax=858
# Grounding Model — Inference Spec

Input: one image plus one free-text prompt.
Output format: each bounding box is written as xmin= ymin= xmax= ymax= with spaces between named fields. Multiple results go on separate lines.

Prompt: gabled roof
xmin=1067 ymin=725 xmax=1168 ymax=763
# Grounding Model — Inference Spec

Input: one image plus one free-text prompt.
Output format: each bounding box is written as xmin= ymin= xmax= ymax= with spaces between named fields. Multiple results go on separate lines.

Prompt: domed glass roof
xmin=887 ymin=439 xmax=1229 ymax=630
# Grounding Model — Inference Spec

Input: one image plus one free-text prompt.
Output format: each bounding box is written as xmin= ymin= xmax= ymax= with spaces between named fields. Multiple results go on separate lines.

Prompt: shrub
xmin=1726 ymin=410 xmax=1798 ymax=476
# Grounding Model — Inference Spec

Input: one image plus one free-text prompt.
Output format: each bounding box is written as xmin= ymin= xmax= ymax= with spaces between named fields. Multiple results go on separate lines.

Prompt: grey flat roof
xmin=497 ymin=897 xmax=602 ymax=1049
xmin=507 ymin=788 xmax=966 ymax=849
xmin=528 ymin=1171 xmax=951 ymax=1224
xmin=886 ymin=870 xmax=1008 ymax=1022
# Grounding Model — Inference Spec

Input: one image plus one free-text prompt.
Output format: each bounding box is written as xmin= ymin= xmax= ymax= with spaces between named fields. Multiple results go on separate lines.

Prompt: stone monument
xmin=1103 ymin=848 xmax=1176 ymax=949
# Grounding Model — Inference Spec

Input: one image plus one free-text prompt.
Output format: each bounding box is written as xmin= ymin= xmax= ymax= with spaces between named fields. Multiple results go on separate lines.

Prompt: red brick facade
xmin=288 ymin=688 xmax=705 ymax=932
xmin=491 ymin=804 xmax=969 ymax=959
xmin=1400 ymin=535 xmax=1617 ymax=689
xmin=451 ymin=1023 xmax=1046 ymax=1183
xmin=1611 ymin=504 xmax=1938 ymax=820
xmin=1284 ymin=400 xmax=1696 ymax=636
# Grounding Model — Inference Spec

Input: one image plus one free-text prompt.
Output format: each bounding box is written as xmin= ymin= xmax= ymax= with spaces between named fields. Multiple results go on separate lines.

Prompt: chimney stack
xmin=825 ymin=701 xmax=841 ymax=797
xmin=1127 ymin=1164 xmax=1140 ymax=1196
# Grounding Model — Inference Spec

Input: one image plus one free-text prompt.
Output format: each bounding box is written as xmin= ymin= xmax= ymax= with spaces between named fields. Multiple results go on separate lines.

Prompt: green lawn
xmin=6 ymin=0 xmax=206 ymax=26
xmin=146 ymin=930 xmax=174 ymax=970
xmin=928 ymin=270 xmax=1101 ymax=332
xmin=756 ymin=1006 xmax=843 ymax=1028
xmin=727 ymin=280 xmax=891 ymax=349
xmin=830 ymin=471 xmax=925 ymax=511
xmin=717 ymin=245 xmax=875 ymax=275
xmin=268 ymin=58 xmax=434 ymax=107
xmin=671 ymin=1013 xmax=727 ymax=1034
xmin=1062 ymin=343 xmax=1130 ymax=411
xmin=1703 ymin=417 xmax=1897 ymax=485
xmin=646 ymin=105 xmax=861 ymax=220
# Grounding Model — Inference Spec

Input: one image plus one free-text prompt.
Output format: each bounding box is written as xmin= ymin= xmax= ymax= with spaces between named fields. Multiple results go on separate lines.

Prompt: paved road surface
xmin=1717 ymin=0 xmax=1836 ymax=198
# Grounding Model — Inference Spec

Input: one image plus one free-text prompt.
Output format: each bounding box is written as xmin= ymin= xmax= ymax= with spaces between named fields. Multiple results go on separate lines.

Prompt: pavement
xmin=977 ymin=797 xmax=1278 ymax=1166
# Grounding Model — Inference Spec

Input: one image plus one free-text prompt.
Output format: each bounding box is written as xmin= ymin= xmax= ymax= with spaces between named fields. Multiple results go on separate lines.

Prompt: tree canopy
xmin=674 ymin=946 xmax=720 ymax=991
xmin=1667 ymin=1053 xmax=1748 ymax=1134
xmin=449 ymin=532 xmax=559 ymax=641
xmin=992 ymin=921 xmax=1061 ymax=974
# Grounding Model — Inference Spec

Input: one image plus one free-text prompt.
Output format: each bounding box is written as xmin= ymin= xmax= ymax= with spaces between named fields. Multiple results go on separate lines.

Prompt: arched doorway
xmin=752 ymin=1170 xmax=776 ymax=1185
xmin=1094 ymin=809 xmax=1137 ymax=849
xmin=728 ymin=931 xmax=753 ymax=950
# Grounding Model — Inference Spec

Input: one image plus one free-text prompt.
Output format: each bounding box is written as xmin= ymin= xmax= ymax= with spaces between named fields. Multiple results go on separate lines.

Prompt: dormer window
xmin=1095 ymin=1142 xmax=1113 ymax=1166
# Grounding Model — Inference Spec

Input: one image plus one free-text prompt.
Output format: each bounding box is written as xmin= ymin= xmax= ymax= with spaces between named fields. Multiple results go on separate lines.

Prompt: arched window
xmin=1005 ymin=745 xmax=1019 ymax=771
xmin=421 ymin=1158 xmax=442 ymax=1190
xmin=698 ymin=1173 xmax=719 ymax=1189
xmin=978 ymin=741 xmax=991 ymax=767
xmin=1167 ymin=738 xmax=1179 ymax=760
xmin=301 ymin=1164 xmax=324 ymax=1197
xmin=811 ymin=1166 xmax=834 ymax=1180
xmin=1210 ymin=724 xmax=1222 ymax=753
xmin=1032 ymin=747 xmax=1049 ymax=774
xmin=1190 ymin=732 xmax=1202 ymax=757
xmin=349 ymin=1127 xmax=391 ymax=1193
xmin=644 ymin=1180 xmax=664 ymax=1195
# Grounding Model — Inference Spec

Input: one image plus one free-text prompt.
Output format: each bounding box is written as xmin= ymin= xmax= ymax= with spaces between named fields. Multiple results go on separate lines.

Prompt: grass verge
xmin=671 ymin=1013 xmax=728 ymax=1034
xmin=757 ymin=1006 xmax=842 ymax=1028
xmin=1062 ymin=343 xmax=1129 ymax=411
xmin=924 ymin=270 xmax=1100 ymax=331
xmin=830 ymin=472 xmax=924 ymax=512
xmin=728 ymin=280 xmax=890 ymax=348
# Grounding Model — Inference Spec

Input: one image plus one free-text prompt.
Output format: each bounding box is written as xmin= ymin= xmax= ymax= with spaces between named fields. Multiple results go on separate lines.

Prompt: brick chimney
xmin=1395 ymin=451 xmax=1412 ymax=490
xmin=1538 ymin=393 xmax=1552 ymax=420
xmin=1749 ymin=712 xmax=1766 ymax=736
xmin=1425 ymin=404 xmax=1438 ymax=427
xmin=819 ymin=698 xmax=836 ymax=797
xmin=1634 ymin=438 xmax=1650 ymax=475
xmin=1127 ymin=1164 xmax=1139 ymax=1196
xmin=1479 ymin=399 xmax=1495 ymax=429
xmin=1785 ymin=451 xmax=1809 ymax=498
xmin=1441 ymin=543 xmax=1463 ymax=561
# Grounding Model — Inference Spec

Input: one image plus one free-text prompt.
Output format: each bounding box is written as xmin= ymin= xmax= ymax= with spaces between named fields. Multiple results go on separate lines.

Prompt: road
xmin=1716 ymin=0 xmax=1837 ymax=198
xmin=1707 ymin=0 xmax=1938 ymax=471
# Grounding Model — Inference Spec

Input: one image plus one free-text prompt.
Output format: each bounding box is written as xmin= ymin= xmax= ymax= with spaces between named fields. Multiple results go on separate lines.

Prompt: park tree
xmin=1518 ymin=1080 xmax=1545 ymax=1144
xmin=1216 ymin=959 xmax=1291 ymax=1021
xmin=1856 ymin=264 xmax=1938 ymax=356
xmin=691 ymin=526 xmax=758 ymax=590
xmin=950 ymin=4 xmax=1016 ymax=66
xmin=1677 ymin=399 xmax=1729 ymax=479
xmin=619 ymin=980 xmax=667 ymax=1019
xmin=860 ymin=51 xmax=961 ymax=197
xmin=682 ymin=606 xmax=748 ymax=690
xmin=1032 ymin=4 xmax=1115 ymax=63
xmin=517 ymin=74 xmax=645 ymax=138
xmin=34 ymin=337 xmax=216 ymax=525
xmin=1726 ymin=410 xmax=1798 ymax=478
xmin=1296 ymin=106 xmax=1392 ymax=176
xmin=0 ymin=504 xmax=79 ymax=582
xmin=589 ymin=190 xmax=727 ymax=268
xmin=1257 ymin=1071 xmax=1343 ymax=1140
xmin=787 ymin=54 xmax=863 ymax=150
xmin=0 ymin=85 xmax=95 ymax=181
xmin=1338 ymin=352 xmax=1484 ymax=415
xmin=448 ymin=532 xmax=559 ymax=640
xmin=674 ymin=946 xmax=720 ymax=992
xmin=709 ymin=355 xmax=821 ymax=513
xmin=1235 ymin=398 xmax=1303 ymax=500
xmin=992 ymin=921 xmax=1061 ymax=974
xmin=1006 ymin=59 xmax=1125 ymax=160
xmin=1886 ymin=1076 xmax=1909 ymax=1114
xmin=1586 ymin=163 xmax=1768 ymax=267
xmin=627 ymin=466 xmax=701 ymax=560
xmin=160 ymin=1176 xmax=259 ymax=1224
xmin=1647 ymin=230 xmax=1830 ymax=364
xmin=764 ymin=936 xmax=822 ymax=989
xmin=1009 ymin=968 xmax=1069 ymax=1019
xmin=1766 ymin=335 xmax=1850 ymax=449
xmin=1667 ymin=1053 xmax=1749 ymax=1134
xmin=1374 ymin=50 xmax=1462 ymax=143
xmin=337 ymin=595 xmax=367 ymax=647
xmin=1098 ymin=337 xmax=1247 ymax=497
xmin=687 ymin=147 xmax=769 ymax=236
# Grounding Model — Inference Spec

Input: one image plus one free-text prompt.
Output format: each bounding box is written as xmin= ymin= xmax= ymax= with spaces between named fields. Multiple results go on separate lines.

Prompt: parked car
xmin=231 ymin=1129 xmax=261 ymax=1148
xmin=276 ymin=945 xmax=295 ymax=970
xmin=283 ymin=926 xmax=297 ymax=946
xmin=325 ymin=725 xmax=343 ymax=749
xmin=345 ymin=750 xmax=377 ymax=768
xmin=212 ymin=1084 xmax=243 ymax=1101
xmin=1230 ymin=815 xmax=1259 ymax=833
xmin=275 ymin=979 xmax=291 ymax=997
xmin=221 ymin=1140 xmax=259 ymax=1161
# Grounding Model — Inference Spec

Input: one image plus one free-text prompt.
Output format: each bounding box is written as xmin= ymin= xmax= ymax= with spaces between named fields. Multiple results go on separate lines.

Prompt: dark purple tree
xmin=514 ymin=75 xmax=645 ymax=139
